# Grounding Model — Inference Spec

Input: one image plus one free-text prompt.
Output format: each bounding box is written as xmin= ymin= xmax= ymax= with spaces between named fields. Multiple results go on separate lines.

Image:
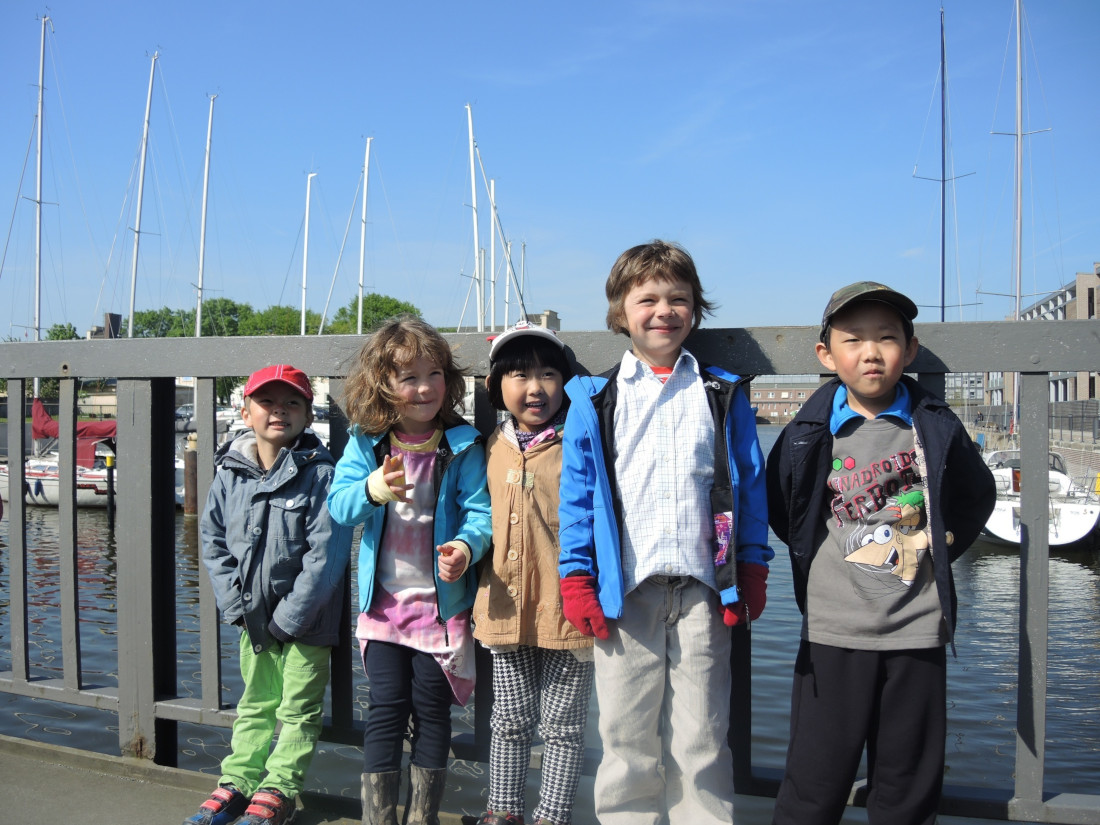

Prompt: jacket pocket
xmin=267 ymin=495 xmax=309 ymax=588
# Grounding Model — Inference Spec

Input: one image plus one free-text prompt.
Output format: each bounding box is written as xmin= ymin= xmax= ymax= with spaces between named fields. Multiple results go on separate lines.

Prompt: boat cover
xmin=31 ymin=398 xmax=117 ymax=467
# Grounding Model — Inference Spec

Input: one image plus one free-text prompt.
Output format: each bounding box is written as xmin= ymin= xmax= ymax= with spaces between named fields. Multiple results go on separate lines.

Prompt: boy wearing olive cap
xmin=766 ymin=283 xmax=995 ymax=825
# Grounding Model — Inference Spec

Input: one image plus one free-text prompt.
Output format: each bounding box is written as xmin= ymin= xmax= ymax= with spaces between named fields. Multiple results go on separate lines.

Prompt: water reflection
xmin=950 ymin=541 xmax=1100 ymax=790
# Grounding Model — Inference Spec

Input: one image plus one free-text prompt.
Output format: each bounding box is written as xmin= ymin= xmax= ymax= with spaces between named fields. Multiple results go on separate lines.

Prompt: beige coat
xmin=472 ymin=426 xmax=592 ymax=650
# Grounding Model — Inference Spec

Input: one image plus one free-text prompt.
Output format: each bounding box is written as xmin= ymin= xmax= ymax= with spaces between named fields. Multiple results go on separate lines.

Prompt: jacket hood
xmin=214 ymin=428 xmax=333 ymax=475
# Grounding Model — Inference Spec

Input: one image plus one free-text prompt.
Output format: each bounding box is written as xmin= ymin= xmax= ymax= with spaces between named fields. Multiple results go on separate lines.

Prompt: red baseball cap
xmin=243 ymin=364 xmax=314 ymax=402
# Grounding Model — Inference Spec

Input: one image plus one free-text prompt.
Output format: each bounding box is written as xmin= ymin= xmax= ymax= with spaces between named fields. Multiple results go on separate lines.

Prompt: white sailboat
xmin=982 ymin=450 xmax=1100 ymax=547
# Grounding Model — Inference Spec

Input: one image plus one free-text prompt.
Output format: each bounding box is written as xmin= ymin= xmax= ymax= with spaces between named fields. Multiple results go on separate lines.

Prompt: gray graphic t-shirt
xmin=804 ymin=416 xmax=947 ymax=650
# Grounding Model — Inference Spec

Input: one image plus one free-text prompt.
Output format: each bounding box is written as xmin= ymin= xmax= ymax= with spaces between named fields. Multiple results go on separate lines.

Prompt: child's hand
xmin=560 ymin=574 xmax=610 ymax=639
xmin=381 ymin=454 xmax=413 ymax=502
xmin=368 ymin=455 xmax=413 ymax=504
xmin=437 ymin=541 xmax=470 ymax=582
xmin=723 ymin=562 xmax=768 ymax=627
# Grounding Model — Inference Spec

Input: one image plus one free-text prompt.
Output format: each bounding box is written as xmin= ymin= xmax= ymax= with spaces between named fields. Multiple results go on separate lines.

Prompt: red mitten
xmin=723 ymin=562 xmax=768 ymax=627
xmin=560 ymin=575 xmax=610 ymax=640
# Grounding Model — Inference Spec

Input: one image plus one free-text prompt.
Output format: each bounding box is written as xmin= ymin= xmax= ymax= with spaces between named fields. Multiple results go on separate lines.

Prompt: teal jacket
xmin=327 ymin=423 xmax=492 ymax=620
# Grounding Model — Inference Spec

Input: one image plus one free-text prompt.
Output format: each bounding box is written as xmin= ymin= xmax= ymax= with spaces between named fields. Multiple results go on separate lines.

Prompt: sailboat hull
xmin=982 ymin=455 xmax=1100 ymax=547
xmin=0 ymin=459 xmax=114 ymax=507
xmin=0 ymin=458 xmax=187 ymax=508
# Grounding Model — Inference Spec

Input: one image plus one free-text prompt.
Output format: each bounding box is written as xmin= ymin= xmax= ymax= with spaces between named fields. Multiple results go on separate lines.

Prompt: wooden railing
xmin=1 ymin=320 xmax=1098 ymax=823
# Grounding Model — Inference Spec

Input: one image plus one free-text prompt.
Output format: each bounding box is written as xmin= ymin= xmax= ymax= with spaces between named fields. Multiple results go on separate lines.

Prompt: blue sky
xmin=1 ymin=0 xmax=1097 ymax=339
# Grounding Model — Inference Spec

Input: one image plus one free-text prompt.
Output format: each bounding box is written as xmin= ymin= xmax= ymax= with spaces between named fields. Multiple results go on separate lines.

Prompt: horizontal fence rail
xmin=1 ymin=321 xmax=1099 ymax=824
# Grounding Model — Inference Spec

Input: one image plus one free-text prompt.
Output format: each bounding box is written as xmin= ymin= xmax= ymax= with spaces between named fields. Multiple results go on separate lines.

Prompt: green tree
xmin=125 ymin=306 xmax=188 ymax=338
xmin=46 ymin=322 xmax=80 ymax=341
xmin=326 ymin=293 xmax=421 ymax=334
xmin=188 ymin=297 xmax=255 ymax=338
xmin=240 ymin=305 xmax=324 ymax=336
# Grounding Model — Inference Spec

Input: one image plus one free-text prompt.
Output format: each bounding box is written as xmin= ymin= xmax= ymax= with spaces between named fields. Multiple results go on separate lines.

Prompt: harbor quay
xmin=0 ymin=734 xmax=1012 ymax=825
xmin=1 ymin=322 xmax=1098 ymax=824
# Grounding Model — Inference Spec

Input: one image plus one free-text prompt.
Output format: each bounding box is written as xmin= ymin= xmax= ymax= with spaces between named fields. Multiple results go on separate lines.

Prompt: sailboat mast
xmin=195 ymin=94 xmax=216 ymax=340
xmin=34 ymin=16 xmax=48 ymax=350
xmin=33 ymin=16 xmax=50 ymax=399
xmin=1011 ymin=0 xmax=1023 ymax=427
xmin=505 ymin=239 xmax=511 ymax=327
xmin=1013 ymin=0 xmax=1023 ymax=325
xmin=939 ymin=8 xmax=947 ymax=322
xmin=358 ymin=137 xmax=372 ymax=335
xmin=193 ymin=94 xmax=215 ymax=410
xmin=490 ymin=178 xmax=496 ymax=331
xmin=128 ymin=52 xmax=157 ymax=338
xmin=302 ymin=172 xmax=317 ymax=336
xmin=466 ymin=104 xmax=483 ymax=332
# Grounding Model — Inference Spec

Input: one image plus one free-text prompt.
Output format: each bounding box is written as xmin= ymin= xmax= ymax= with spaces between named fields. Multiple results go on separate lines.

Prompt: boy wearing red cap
xmin=186 ymin=365 xmax=351 ymax=825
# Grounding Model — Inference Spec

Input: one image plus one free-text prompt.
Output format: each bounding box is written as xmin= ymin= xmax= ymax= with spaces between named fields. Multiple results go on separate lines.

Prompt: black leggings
xmin=361 ymin=641 xmax=453 ymax=772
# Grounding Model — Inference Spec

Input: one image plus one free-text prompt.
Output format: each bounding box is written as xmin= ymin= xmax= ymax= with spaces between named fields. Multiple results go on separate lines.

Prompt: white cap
xmin=488 ymin=320 xmax=564 ymax=362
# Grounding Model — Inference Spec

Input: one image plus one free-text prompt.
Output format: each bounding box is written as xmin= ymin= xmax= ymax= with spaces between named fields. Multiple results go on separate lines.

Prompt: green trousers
xmin=219 ymin=631 xmax=331 ymax=798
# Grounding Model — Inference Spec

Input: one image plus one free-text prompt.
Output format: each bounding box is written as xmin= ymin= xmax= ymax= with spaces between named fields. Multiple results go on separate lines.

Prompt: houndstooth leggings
xmin=488 ymin=645 xmax=594 ymax=825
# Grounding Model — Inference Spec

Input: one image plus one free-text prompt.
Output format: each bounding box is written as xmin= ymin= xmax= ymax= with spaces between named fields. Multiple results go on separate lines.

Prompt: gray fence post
xmin=115 ymin=378 xmax=179 ymax=761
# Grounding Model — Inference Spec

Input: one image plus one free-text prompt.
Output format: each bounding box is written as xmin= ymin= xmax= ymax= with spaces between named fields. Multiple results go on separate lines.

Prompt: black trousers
xmin=772 ymin=641 xmax=947 ymax=825
xmin=361 ymin=641 xmax=453 ymax=772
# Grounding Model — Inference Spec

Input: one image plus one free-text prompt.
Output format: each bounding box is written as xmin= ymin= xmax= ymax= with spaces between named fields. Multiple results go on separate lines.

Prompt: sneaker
xmin=236 ymin=788 xmax=297 ymax=825
xmin=478 ymin=812 xmax=524 ymax=825
xmin=182 ymin=785 xmax=248 ymax=825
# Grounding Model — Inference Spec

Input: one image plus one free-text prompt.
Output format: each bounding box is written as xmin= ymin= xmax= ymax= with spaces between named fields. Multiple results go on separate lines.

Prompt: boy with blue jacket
xmin=558 ymin=240 xmax=773 ymax=825
xmin=188 ymin=365 xmax=351 ymax=825
xmin=767 ymin=282 xmax=995 ymax=825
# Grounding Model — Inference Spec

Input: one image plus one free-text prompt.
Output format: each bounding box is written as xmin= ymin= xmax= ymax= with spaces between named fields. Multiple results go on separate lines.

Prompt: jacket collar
xmin=361 ymin=421 xmax=480 ymax=454
xmin=830 ymin=381 xmax=913 ymax=434
xmin=215 ymin=428 xmax=330 ymax=475
xmin=800 ymin=375 xmax=942 ymax=432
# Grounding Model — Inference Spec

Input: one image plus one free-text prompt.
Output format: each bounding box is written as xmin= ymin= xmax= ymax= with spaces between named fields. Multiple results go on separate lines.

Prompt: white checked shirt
xmin=613 ymin=349 xmax=716 ymax=595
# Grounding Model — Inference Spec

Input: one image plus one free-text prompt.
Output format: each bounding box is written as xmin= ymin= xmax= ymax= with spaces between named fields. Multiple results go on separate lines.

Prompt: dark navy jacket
xmin=766 ymin=375 xmax=995 ymax=643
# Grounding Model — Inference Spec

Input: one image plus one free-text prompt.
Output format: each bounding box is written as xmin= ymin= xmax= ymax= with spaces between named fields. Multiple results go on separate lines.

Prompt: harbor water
xmin=1 ymin=427 xmax=1099 ymax=818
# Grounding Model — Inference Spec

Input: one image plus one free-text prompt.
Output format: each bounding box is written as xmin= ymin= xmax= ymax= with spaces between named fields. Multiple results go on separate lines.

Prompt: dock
xmin=0 ymin=734 xmax=1011 ymax=825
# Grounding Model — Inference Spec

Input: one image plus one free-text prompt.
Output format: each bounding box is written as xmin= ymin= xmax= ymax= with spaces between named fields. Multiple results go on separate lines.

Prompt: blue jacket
xmin=558 ymin=360 xmax=773 ymax=618
xmin=327 ymin=423 xmax=493 ymax=620
xmin=200 ymin=430 xmax=352 ymax=653
xmin=766 ymin=375 xmax=996 ymax=642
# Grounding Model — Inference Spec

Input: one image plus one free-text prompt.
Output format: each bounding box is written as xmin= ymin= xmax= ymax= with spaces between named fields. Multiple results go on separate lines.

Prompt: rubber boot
xmin=361 ymin=771 xmax=401 ymax=825
xmin=402 ymin=765 xmax=447 ymax=825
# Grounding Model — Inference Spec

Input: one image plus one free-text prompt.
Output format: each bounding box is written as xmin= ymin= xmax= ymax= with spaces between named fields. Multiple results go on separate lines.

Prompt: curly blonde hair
xmin=341 ymin=316 xmax=468 ymax=435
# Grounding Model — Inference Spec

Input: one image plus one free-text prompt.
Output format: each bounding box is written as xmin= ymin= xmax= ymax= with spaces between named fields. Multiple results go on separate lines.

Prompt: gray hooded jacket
xmin=200 ymin=429 xmax=351 ymax=653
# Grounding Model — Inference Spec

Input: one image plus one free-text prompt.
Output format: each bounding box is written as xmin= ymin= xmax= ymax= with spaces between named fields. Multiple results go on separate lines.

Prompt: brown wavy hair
xmin=341 ymin=316 xmax=468 ymax=435
xmin=605 ymin=239 xmax=715 ymax=335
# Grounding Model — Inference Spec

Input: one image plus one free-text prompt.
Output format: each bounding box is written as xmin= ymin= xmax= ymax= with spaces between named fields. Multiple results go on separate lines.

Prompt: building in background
xmin=987 ymin=262 xmax=1099 ymax=408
